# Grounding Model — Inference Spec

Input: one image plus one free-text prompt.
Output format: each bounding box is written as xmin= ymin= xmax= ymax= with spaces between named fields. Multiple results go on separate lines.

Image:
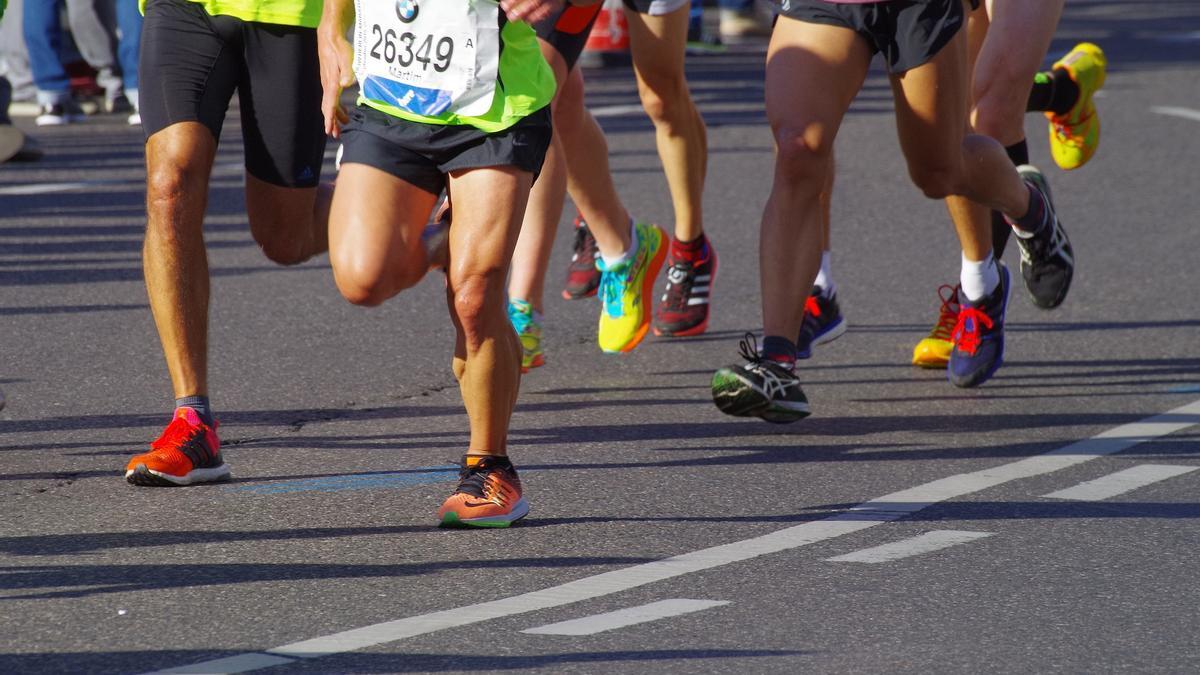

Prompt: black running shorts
xmin=139 ymin=0 xmax=326 ymax=188
xmin=337 ymin=105 xmax=553 ymax=196
xmin=533 ymin=3 xmax=603 ymax=71
xmin=773 ymin=0 xmax=975 ymax=74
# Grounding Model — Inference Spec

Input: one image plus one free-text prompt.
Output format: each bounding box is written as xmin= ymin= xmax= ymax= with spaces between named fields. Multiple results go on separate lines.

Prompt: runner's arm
xmin=318 ymin=0 xmax=356 ymax=138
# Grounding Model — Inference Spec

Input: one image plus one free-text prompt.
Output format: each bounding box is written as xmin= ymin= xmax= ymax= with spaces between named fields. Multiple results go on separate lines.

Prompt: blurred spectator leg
xmin=66 ymin=0 xmax=126 ymax=111
xmin=23 ymin=0 xmax=85 ymax=125
xmin=718 ymin=0 xmax=771 ymax=42
xmin=116 ymin=0 xmax=140 ymax=124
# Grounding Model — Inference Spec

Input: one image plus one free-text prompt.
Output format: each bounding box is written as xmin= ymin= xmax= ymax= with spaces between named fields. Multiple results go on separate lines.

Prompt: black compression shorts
xmin=139 ymin=0 xmax=326 ymax=188
xmin=533 ymin=3 xmax=602 ymax=71
xmin=772 ymin=0 xmax=973 ymax=74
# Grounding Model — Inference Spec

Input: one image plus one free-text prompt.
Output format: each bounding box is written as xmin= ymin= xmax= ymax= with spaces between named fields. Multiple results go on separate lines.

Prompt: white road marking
xmin=0 ymin=161 xmax=244 ymax=197
xmin=589 ymin=104 xmax=648 ymax=118
xmin=148 ymin=398 xmax=1200 ymax=675
xmin=1150 ymin=106 xmax=1200 ymax=123
xmin=158 ymin=653 xmax=295 ymax=674
xmin=825 ymin=530 xmax=994 ymax=564
xmin=1042 ymin=464 xmax=1198 ymax=501
xmin=522 ymin=599 xmax=730 ymax=636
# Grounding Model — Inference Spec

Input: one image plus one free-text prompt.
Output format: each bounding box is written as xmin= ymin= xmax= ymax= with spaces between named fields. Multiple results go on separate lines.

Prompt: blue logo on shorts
xmin=396 ymin=0 xmax=419 ymax=23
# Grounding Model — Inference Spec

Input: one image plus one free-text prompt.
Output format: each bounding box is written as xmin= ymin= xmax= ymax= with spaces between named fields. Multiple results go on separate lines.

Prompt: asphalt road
xmin=2 ymin=1 xmax=1199 ymax=673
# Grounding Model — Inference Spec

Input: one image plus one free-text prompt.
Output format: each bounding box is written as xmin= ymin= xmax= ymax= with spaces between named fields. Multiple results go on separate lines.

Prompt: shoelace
xmin=600 ymin=250 xmax=639 ymax=318
xmin=1051 ymin=108 xmax=1093 ymax=147
xmin=659 ymin=261 xmax=694 ymax=310
xmin=736 ymin=333 xmax=797 ymax=400
xmin=569 ymin=221 xmax=598 ymax=267
xmin=929 ymin=284 xmax=961 ymax=341
xmin=804 ymin=295 xmax=823 ymax=318
xmin=951 ymin=306 xmax=994 ymax=356
xmin=453 ymin=459 xmax=511 ymax=504
xmin=150 ymin=415 xmax=204 ymax=453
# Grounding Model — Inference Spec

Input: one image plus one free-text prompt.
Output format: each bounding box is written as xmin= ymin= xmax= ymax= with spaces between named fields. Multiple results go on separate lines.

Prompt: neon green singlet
xmin=139 ymin=0 xmax=321 ymax=28
xmin=354 ymin=5 xmax=555 ymax=133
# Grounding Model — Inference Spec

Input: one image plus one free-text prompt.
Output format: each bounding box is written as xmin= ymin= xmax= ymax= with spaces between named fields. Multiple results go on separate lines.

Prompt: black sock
xmin=175 ymin=395 xmax=214 ymax=426
xmin=990 ymin=140 xmax=1029 ymax=258
xmin=761 ymin=336 xmax=797 ymax=366
xmin=1027 ymin=68 xmax=1080 ymax=115
xmin=1010 ymin=185 xmax=1048 ymax=235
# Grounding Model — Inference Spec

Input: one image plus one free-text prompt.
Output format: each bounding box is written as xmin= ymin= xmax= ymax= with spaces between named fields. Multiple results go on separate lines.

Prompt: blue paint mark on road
xmin=224 ymin=465 xmax=458 ymax=495
xmin=1168 ymin=384 xmax=1200 ymax=394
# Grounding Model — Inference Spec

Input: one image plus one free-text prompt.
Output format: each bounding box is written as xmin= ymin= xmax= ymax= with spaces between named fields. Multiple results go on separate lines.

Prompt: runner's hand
xmin=318 ymin=30 xmax=356 ymax=138
xmin=500 ymin=0 xmax=565 ymax=24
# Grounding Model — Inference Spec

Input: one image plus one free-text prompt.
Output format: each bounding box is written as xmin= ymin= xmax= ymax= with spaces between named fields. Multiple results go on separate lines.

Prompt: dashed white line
xmin=825 ymin=530 xmax=994 ymax=564
xmin=522 ymin=599 xmax=730 ymax=636
xmin=1150 ymin=106 xmax=1200 ymax=123
xmin=1042 ymin=464 xmax=1198 ymax=502
xmin=148 ymin=397 xmax=1200 ymax=675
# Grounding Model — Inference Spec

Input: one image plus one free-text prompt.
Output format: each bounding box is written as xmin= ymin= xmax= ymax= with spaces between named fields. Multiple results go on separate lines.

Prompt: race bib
xmin=354 ymin=0 xmax=500 ymax=117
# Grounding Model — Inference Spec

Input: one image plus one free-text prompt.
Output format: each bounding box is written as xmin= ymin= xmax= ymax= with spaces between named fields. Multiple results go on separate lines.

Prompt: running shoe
xmin=795 ymin=286 xmax=846 ymax=359
xmin=1047 ymin=43 xmax=1106 ymax=171
xmin=438 ymin=454 xmax=529 ymax=528
xmin=508 ymin=299 xmax=545 ymax=373
xmin=653 ymin=239 xmax=717 ymax=337
xmin=711 ymin=333 xmax=810 ymax=423
xmin=125 ymin=407 xmax=230 ymax=486
xmin=1013 ymin=166 xmax=1074 ymax=309
xmin=948 ymin=264 xmax=1010 ymax=388
xmin=35 ymin=101 xmax=85 ymax=127
xmin=562 ymin=216 xmax=601 ymax=300
xmin=911 ymin=284 xmax=961 ymax=369
xmin=597 ymin=222 xmax=667 ymax=353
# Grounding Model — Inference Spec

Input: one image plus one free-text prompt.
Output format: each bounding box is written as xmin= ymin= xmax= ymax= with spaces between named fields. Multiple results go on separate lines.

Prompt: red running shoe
xmin=562 ymin=216 xmax=600 ymax=300
xmin=653 ymin=238 xmax=717 ymax=337
xmin=125 ymin=408 xmax=229 ymax=486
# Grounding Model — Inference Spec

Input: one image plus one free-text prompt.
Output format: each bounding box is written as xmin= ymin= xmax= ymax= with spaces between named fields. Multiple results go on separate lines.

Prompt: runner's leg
xmin=446 ymin=167 xmax=533 ymax=455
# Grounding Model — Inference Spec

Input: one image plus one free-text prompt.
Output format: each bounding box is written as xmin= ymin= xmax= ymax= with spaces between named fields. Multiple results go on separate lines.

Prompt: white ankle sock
xmin=960 ymin=252 xmax=999 ymax=302
xmin=813 ymin=251 xmax=835 ymax=297
xmin=600 ymin=218 xmax=637 ymax=269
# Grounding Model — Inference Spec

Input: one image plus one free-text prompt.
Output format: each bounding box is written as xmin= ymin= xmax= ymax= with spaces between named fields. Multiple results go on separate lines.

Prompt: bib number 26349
xmin=354 ymin=0 xmax=500 ymax=117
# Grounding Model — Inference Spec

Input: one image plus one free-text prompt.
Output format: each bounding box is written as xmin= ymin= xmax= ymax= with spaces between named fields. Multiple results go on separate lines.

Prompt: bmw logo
xmin=396 ymin=0 xmax=419 ymax=23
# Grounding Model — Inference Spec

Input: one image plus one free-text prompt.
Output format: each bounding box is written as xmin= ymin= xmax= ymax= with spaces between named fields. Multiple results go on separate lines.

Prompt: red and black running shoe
xmin=653 ymin=238 xmax=717 ymax=337
xmin=125 ymin=408 xmax=229 ymax=486
xmin=562 ymin=215 xmax=600 ymax=300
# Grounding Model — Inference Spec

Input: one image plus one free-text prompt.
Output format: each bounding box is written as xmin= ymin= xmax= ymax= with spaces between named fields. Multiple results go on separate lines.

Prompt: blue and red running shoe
xmin=948 ymin=264 xmax=1011 ymax=388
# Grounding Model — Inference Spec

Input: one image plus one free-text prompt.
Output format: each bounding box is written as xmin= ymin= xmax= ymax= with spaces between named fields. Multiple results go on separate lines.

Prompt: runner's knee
xmin=636 ymin=75 xmax=690 ymax=125
xmin=145 ymin=156 xmax=208 ymax=224
xmin=908 ymin=164 xmax=961 ymax=200
xmin=451 ymin=270 xmax=505 ymax=349
xmin=773 ymin=124 xmax=833 ymax=185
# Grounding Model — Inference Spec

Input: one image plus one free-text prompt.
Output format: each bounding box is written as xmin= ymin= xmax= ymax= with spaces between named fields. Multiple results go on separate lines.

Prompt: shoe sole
xmin=654 ymin=248 xmax=718 ymax=338
xmin=125 ymin=462 xmax=231 ymax=487
xmin=439 ymin=497 xmax=530 ymax=528
xmin=602 ymin=226 xmax=668 ymax=353
xmin=796 ymin=316 xmax=847 ymax=360
xmin=521 ymin=354 xmax=545 ymax=374
xmin=711 ymin=368 xmax=810 ymax=423
xmin=947 ymin=267 xmax=1011 ymax=389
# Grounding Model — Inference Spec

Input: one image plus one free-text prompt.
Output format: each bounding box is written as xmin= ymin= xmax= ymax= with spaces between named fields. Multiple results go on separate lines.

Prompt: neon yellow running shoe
xmin=507 ymin=299 xmax=544 ymax=373
xmin=597 ymin=222 xmax=667 ymax=354
xmin=911 ymin=284 xmax=960 ymax=369
xmin=1047 ymin=42 xmax=1107 ymax=171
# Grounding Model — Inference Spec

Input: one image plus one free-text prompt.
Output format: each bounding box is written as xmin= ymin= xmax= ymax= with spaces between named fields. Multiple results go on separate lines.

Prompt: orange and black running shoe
xmin=125 ymin=408 xmax=229 ymax=486
xmin=438 ymin=454 xmax=529 ymax=528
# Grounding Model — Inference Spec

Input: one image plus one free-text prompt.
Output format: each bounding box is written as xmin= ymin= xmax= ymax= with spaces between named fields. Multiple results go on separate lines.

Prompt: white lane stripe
xmin=826 ymin=530 xmax=994 ymax=564
xmin=590 ymin=104 xmax=647 ymax=118
xmin=149 ymin=398 xmax=1200 ymax=675
xmin=522 ymin=599 xmax=730 ymax=636
xmin=1150 ymin=106 xmax=1200 ymax=123
xmin=154 ymin=653 xmax=295 ymax=674
xmin=1042 ymin=464 xmax=1199 ymax=501
xmin=0 ymin=161 xmax=245 ymax=197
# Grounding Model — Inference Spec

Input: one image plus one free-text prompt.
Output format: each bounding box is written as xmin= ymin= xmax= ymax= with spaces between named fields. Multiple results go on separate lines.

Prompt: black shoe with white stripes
xmin=1013 ymin=165 xmax=1074 ymax=309
xmin=711 ymin=333 xmax=810 ymax=424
